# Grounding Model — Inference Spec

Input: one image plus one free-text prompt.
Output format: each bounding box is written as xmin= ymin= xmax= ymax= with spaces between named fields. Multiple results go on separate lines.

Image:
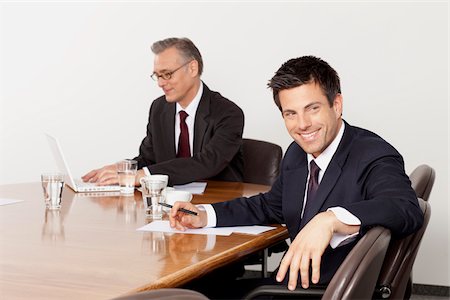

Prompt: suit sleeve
xmin=212 ymin=174 xmax=285 ymax=227
xmin=133 ymin=103 xmax=156 ymax=169
xmin=342 ymin=154 xmax=424 ymax=238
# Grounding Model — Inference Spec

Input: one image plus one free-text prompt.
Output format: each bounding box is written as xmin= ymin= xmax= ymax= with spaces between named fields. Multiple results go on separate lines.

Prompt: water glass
xmin=140 ymin=178 xmax=166 ymax=219
xmin=117 ymin=159 xmax=138 ymax=194
xmin=41 ymin=173 xmax=65 ymax=210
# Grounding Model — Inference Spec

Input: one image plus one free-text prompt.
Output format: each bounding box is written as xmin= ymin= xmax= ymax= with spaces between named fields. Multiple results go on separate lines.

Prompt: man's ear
xmin=333 ymin=93 xmax=343 ymax=117
xmin=189 ymin=60 xmax=199 ymax=77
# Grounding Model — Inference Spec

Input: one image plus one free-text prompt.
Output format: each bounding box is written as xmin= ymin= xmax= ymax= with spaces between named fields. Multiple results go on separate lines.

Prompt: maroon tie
xmin=177 ymin=111 xmax=191 ymax=158
xmin=306 ymin=160 xmax=320 ymax=204
xmin=301 ymin=160 xmax=321 ymax=223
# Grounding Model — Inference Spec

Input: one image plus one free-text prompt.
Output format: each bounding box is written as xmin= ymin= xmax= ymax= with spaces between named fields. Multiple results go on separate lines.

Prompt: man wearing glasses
xmin=82 ymin=37 xmax=244 ymax=186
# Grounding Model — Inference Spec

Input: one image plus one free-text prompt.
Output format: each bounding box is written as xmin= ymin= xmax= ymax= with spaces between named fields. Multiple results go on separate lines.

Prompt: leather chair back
xmin=375 ymin=164 xmax=435 ymax=299
xmin=244 ymin=226 xmax=391 ymax=300
xmin=409 ymin=164 xmax=436 ymax=201
xmin=323 ymin=227 xmax=391 ymax=300
xmin=242 ymin=138 xmax=282 ymax=186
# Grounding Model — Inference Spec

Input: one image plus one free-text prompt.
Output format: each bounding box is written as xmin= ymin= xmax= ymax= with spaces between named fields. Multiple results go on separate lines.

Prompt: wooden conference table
xmin=0 ymin=181 xmax=288 ymax=300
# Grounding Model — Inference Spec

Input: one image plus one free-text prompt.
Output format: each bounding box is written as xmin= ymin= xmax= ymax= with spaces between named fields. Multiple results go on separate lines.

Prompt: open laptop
xmin=46 ymin=134 xmax=121 ymax=193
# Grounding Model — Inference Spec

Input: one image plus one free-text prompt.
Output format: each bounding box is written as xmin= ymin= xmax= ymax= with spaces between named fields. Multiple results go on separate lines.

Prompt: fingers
xmin=311 ymin=254 xmax=321 ymax=285
xmin=169 ymin=202 xmax=205 ymax=231
xmin=276 ymin=250 xmax=292 ymax=283
xmin=82 ymin=165 xmax=118 ymax=185
xmin=96 ymin=171 xmax=118 ymax=185
xmin=288 ymin=253 xmax=301 ymax=290
xmin=81 ymin=170 xmax=97 ymax=182
xmin=299 ymin=254 xmax=310 ymax=289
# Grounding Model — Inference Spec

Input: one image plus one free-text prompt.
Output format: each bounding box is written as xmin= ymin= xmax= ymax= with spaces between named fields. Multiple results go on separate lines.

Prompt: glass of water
xmin=117 ymin=159 xmax=138 ymax=195
xmin=140 ymin=179 xmax=166 ymax=219
xmin=41 ymin=173 xmax=65 ymax=210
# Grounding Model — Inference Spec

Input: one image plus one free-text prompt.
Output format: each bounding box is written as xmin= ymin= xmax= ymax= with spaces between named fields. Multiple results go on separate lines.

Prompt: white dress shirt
xmin=175 ymin=83 xmax=203 ymax=156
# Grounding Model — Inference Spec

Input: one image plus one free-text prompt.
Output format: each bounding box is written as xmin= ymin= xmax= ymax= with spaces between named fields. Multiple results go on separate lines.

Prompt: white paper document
xmin=137 ymin=220 xmax=233 ymax=236
xmin=227 ymin=225 xmax=277 ymax=235
xmin=136 ymin=220 xmax=276 ymax=236
xmin=173 ymin=182 xmax=207 ymax=194
xmin=0 ymin=198 xmax=24 ymax=206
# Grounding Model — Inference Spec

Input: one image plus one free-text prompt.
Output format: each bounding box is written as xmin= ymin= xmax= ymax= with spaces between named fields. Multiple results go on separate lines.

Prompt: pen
xmin=158 ymin=202 xmax=198 ymax=216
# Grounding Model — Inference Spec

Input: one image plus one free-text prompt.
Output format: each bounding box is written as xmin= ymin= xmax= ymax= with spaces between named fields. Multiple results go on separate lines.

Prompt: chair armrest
xmin=243 ymin=284 xmax=326 ymax=300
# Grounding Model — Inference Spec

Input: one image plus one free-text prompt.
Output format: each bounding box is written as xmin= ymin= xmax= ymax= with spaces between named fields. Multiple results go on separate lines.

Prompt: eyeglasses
xmin=151 ymin=60 xmax=192 ymax=81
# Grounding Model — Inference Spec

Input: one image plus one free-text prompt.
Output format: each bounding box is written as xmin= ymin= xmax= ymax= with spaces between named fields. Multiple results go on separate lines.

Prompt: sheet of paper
xmin=0 ymin=198 xmax=24 ymax=206
xmin=137 ymin=220 xmax=233 ymax=236
xmin=227 ymin=225 xmax=277 ymax=235
xmin=137 ymin=221 xmax=276 ymax=236
xmin=173 ymin=182 xmax=207 ymax=194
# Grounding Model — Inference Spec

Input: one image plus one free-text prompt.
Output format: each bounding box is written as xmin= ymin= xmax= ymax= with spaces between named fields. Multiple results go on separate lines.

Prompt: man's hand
xmin=276 ymin=211 xmax=359 ymax=290
xmin=169 ymin=201 xmax=207 ymax=231
xmin=81 ymin=164 xmax=118 ymax=185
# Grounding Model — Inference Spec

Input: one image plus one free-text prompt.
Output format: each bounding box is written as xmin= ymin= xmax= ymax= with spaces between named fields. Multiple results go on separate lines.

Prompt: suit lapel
xmin=193 ymin=84 xmax=211 ymax=153
xmin=285 ymin=166 xmax=308 ymax=234
xmin=299 ymin=162 xmax=342 ymax=228
xmin=299 ymin=121 xmax=355 ymax=229
xmin=162 ymin=103 xmax=176 ymax=157
xmin=279 ymin=148 xmax=308 ymax=235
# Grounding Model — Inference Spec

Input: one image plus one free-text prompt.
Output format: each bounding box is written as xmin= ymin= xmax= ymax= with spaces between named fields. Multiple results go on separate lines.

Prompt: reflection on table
xmin=0 ymin=181 xmax=288 ymax=300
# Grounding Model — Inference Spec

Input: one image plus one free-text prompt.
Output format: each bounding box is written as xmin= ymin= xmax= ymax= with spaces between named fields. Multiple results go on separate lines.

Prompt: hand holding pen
xmin=158 ymin=202 xmax=198 ymax=216
xmin=167 ymin=201 xmax=208 ymax=231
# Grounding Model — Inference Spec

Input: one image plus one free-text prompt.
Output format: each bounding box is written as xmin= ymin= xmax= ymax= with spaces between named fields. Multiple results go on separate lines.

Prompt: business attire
xmin=212 ymin=120 xmax=424 ymax=285
xmin=134 ymin=83 xmax=244 ymax=185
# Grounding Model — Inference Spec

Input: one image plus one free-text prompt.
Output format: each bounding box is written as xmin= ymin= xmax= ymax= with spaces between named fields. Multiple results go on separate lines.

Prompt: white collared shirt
xmin=175 ymin=82 xmax=203 ymax=156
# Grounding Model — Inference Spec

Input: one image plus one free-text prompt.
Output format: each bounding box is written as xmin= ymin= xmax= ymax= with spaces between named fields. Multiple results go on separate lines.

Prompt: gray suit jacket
xmin=134 ymin=83 xmax=244 ymax=185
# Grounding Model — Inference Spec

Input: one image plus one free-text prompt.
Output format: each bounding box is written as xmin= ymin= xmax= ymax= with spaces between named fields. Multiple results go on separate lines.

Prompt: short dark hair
xmin=151 ymin=37 xmax=203 ymax=75
xmin=268 ymin=56 xmax=341 ymax=111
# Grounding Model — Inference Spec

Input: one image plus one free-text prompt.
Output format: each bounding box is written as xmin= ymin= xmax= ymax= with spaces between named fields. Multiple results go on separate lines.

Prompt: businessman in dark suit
xmin=169 ymin=56 xmax=424 ymax=297
xmin=82 ymin=37 xmax=244 ymax=186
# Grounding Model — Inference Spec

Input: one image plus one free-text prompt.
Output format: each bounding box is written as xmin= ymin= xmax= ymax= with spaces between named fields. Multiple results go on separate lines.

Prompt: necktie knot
xmin=179 ymin=110 xmax=188 ymax=121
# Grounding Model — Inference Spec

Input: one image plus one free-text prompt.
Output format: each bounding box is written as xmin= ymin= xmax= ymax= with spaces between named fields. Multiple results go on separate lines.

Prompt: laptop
xmin=46 ymin=134 xmax=121 ymax=193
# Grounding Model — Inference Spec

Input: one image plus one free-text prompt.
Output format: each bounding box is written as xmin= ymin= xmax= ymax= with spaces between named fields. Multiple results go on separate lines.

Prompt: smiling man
xmin=169 ymin=56 xmax=424 ymax=298
xmin=82 ymin=37 xmax=244 ymax=186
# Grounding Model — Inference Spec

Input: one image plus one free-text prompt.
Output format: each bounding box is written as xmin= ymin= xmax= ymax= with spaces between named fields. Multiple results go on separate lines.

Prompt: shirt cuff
xmin=328 ymin=206 xmax=361 ymax=249
xmin=197 ymin=204 xmax=217 ymax=228
xmin=328 ymin=206 xmax=361 ymax=225
xmin=143 ymin=167 xmax=151 ymax=176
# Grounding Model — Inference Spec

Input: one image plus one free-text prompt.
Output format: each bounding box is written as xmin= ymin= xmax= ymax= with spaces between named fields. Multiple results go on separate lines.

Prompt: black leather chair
xmin=374 ymin=164 xmax=435 ymax=299
xmin=241 ymin=138 xmax=285 ymax=276
xmin=242 ymin=138 xmax=283 ymax=186
xmin=244 ymin=226 xmax=392 ymax=300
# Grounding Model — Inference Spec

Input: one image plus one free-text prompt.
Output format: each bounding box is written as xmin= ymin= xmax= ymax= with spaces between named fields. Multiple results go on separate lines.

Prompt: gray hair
xmin=151 ymin=37 xmax=203 ymax=75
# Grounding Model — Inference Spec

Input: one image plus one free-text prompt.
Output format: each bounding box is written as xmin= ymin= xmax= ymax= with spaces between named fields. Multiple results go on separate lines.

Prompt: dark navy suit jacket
xmin=134 ymin=83 xmax=244 ymax=185
xmin=212 ymin=121 xmax=423 ymax=284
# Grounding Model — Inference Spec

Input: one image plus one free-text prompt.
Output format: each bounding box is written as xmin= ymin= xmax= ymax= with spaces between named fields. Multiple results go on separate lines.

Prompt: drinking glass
xmin=41 ymin=173 xmax=65 ymax=210
xmin=117 ymin=159 xmax=138 ymax=194
xmin=140 ymin=179 xmax=166 ymax=219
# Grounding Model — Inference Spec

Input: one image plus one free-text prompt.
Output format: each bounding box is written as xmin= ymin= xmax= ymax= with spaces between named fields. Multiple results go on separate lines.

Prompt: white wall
xmin=0 ymin=2 xmax=448 ymax=287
